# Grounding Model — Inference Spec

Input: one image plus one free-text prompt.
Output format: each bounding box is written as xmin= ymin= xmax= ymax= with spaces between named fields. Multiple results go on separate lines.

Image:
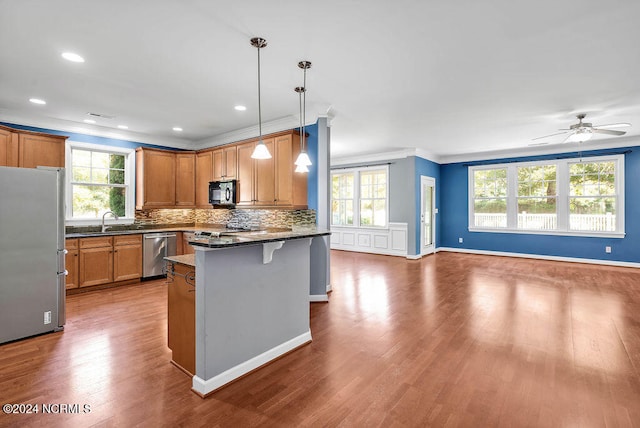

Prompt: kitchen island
xmin=165 ymin=228 xmax=330 ymax=397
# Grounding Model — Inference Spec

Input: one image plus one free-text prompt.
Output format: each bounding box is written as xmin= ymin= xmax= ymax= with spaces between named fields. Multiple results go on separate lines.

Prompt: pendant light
xmin=250 ymin=37 xmax=272 ymax=159
xmin=294 ymin=86 xmax=309 ymax=173
xmin=294 ymin=60 xmax=312 ymax=170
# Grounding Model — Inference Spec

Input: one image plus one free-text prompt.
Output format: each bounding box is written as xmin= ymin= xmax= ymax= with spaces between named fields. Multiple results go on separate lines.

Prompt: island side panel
xmin=194 ymin=239 xmax=311 ymax=384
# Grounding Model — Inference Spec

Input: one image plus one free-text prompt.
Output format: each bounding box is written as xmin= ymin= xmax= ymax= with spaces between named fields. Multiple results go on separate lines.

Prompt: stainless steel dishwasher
xmin=143 ymin=232 xmax=177 ymax=278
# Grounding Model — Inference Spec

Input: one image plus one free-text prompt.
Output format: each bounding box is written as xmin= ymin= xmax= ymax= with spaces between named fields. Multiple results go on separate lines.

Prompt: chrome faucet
xmin=101 ymin=211 xmax=119 ymax=233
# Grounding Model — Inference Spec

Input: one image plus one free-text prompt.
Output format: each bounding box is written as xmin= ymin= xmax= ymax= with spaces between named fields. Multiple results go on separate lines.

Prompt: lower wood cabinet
xmin=113 ymin=235 xmax=143 ymax=282
xmin=77 ymin=235 xmax=142 ymax=288
xmin=65 ymin=239 xmax=79 ymax=289
xmin=167 ymin=262 xmax=195 ymax=375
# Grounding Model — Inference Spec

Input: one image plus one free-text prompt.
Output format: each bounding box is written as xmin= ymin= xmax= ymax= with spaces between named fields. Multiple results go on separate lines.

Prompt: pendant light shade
xmin=295 ymin=164 xmax=309 ymax=173
xmin=294 ymin=61 xmax=312 ymax=171
xmin=250 ymin=37 xmax=272 ymax=160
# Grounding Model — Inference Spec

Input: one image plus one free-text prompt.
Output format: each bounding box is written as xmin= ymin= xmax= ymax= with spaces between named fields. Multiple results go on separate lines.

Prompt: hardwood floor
xmin=1 ymin=251 xmax=640 ymax=427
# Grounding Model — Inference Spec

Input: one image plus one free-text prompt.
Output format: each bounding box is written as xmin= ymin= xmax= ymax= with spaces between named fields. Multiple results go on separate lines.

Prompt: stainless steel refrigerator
xmin=0 ymin=166 xmax=66 ymax=344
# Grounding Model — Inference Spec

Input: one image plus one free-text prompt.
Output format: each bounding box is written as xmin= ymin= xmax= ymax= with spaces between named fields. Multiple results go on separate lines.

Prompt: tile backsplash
xmin=135 ymin=208 xmax=316 ymax=229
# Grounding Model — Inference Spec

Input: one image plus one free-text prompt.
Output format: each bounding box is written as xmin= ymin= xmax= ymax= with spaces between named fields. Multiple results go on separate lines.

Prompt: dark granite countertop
xmin=187 ymin=229 xmax=331 ymax=249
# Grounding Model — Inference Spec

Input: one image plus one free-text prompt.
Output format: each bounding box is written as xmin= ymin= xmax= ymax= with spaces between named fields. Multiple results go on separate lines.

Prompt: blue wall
xmin=414 ymin=156 xmax=441 ymax=254
xmin=440 ymin=146 xmax=640 ymax=263
xmin=303 ymin=123 xmax=319 ymax=212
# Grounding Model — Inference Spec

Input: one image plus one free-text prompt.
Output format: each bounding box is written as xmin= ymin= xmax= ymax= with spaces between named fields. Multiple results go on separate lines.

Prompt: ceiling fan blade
xmin=531 ymin=131 xmax=568 ymax=141
xmin=593 ymin=122 xmax=631 ymax=129
xmin=592 ymin=128 xmax=626 ymax=136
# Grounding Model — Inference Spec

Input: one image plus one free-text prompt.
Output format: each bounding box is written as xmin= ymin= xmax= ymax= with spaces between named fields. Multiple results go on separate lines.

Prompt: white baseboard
xmin=192 ymin=330 xmax=312 ymax=397
xmin=406 ymin=254 xmax=422 ymax=260
xmin=310 ymin=294 xmax=329 ymax=302
xmin=438 ymin=247 xmax=640 ymax=269
xmin=326 ymin=283 xmax=332 ymax=293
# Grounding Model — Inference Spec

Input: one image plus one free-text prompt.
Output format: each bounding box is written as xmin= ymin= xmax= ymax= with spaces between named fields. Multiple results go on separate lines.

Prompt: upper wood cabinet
xmin=254 ymin=138 xmax=276 ymax=206
xmin=232 ymin=131 xmax=307 ymax=208
xmin=136 ymin=148 xmax=177 ymax=209
xmin=236 ymin=141 xmax=256 ymax=206
xmin=275 ymin=133 xmax=307 ymax=207
xmin=236 ymin=138 xmax=280 ymax=207
xmin=195 ymin=150 xmax=213 ymax=207
xmin=0 ymin=128 xmax=16 ymax=167
xmin=175 ymin=152 xmax=196 ymax=207
xmin=0 ymin=124 xmax=66 ymax=168
xmin=213 ymin=145 xmax=237 ymax=181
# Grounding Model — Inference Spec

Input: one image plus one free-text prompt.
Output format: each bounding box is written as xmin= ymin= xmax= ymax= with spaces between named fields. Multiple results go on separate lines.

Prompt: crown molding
xmin=0 ymin=114 xmax=193 ymax=150
xmin=193 ymin=115 xmax=314 ymax=150
xmin=438 ymin=135 xmax=640 ymax=164
xmin=331 ymin=147 xmax=441 ymax=167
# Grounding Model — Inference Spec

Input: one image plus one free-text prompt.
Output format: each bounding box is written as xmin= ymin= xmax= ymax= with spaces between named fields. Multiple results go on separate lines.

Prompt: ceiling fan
xmin=532 ymin=114 xmax=631 ymax=144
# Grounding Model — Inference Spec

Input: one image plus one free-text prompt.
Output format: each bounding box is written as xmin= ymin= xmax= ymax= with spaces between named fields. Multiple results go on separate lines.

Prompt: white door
xmin=420 ymin=176 xmax=436 ymax=255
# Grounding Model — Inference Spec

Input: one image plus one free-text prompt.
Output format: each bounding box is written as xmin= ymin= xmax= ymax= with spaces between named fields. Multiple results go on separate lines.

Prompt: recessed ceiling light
xmin=173 ymin=127 xmax=183 ymax=132
xmin=234 ymin=105 xmax=247 ymax=111
xmin=84 ymin=119 xmax=96 ymax=124
xmin=29 ymin=98 xmax=46 ymax=105
xmin=62 ymin=52 xmax=85 ymax=63
xmin=117 ymin=125 xmax=129 ymax=130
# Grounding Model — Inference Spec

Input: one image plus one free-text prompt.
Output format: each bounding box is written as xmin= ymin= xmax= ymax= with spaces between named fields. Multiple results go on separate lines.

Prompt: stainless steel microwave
xmin=209 ymin=180 xmax=237 ymax=206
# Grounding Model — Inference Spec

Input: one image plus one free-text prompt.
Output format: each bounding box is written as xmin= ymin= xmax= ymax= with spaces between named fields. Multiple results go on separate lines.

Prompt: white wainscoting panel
xmin=330 ymin=223 xmax=408 ymax=257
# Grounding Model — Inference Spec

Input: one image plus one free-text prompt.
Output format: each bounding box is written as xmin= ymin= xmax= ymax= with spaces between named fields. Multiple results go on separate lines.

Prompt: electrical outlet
xmin=44 ymin=311 xmax=51 ymax=325
xmin=458 ymin=237 xmax=463 ymax=243
xmin=605 ymin=246 xmax=612 ymax=254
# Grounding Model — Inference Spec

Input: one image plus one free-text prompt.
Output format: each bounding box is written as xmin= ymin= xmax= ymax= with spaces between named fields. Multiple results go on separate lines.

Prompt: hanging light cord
xmin=302 ymin=66 xmax=307 ymax=153
xmin=257 ymin=43 xmax=263 ymax=142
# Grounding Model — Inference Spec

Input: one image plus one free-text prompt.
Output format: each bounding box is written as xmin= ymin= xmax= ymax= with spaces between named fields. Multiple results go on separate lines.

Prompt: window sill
xmin=468 ymin=227 xmax=625 ymax=239
xmin=66 ymin=218 xmax=135 ymax=228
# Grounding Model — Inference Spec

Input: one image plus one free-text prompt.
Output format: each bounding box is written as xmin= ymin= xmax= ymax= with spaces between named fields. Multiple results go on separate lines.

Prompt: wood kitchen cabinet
xmin=233 ymin=131 xmax=306 ymax=208
xmin=79 ymin=236 xmax=114 ymax=287
xmin=77 ymin=235 xmax=142 ymax=288
xmin=195 ymin=150 xmax=213 ymax=207
xmin=113 ymin=235 xmax=143 ymax=282
xmin=136 ymin=148 xmax=177 ymax=209
xmin=175 ymin=152 xmax=196 ymax=207
xmin=236 ymin=138 xmax=276 ymax=206
xmin=213 ymin=145 xmax=237 ymax=181
xmin=274 ymin=133 xmax=307 ymax=207
xmin=0 ymin=127 xmax=16 ymax=166
xmin=65 ymin=238 xmax=79 ymax=289
xmin=167 ymin=261 xmax=196 ymax=375
xmin=0 ymin=124 xmax=66 ymax=168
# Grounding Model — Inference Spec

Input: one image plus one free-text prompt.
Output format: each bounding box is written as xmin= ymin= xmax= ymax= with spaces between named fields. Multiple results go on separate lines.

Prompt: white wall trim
xmin=439 ymin=136 xmax=640 ymax=164
xmin=309 ymin=294 xmax=329 ymax=302
xmin=330 ymin=222 xmax=408 ymax=257
xmin=437 ymin=247 xmax=640 ymax=269
xmin=326 ymin=283 xmax=332 ymax=292
xmin=192 ymin=330 xmax=312 ymax=397
xmin=406 ymin=254 xmax=423 ymax=260
xmin=193 ymin=115 xmax=303 ymax=150
xmin=332 ymin=148 xmax=441 ymax=166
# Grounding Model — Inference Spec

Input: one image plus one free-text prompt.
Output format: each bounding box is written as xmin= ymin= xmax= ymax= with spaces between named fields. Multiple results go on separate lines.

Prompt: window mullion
xmin=506 ymin=165 xmax=518 ymax=228
xmin=556 ymin=162 xmax=569 ymax=231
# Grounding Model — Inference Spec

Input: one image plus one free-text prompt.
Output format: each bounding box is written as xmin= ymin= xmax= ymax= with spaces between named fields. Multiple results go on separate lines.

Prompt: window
xmin=66 ymin=142 xmax=135 ymax=224
xmin=469 ymin=155 xmax=624 ymax=237
xmin=331 ymin=172 xmax=355 ymax=226
xmin=331 ymin=166 xmax=389 ymax=228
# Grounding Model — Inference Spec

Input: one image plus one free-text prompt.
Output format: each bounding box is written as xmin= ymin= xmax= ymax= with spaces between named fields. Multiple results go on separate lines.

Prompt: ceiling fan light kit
xmin=533 ymin=113 xmax=630 ymax=144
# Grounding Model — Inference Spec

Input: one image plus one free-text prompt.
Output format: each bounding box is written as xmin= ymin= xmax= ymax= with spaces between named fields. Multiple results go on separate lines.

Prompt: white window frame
xmin=331 ymin=165 xmax=390 ymax=229
xmin=468 ymin=154 xmax=625 ymax=238
xmin=65 ymin=141 xmax=136 ymax=226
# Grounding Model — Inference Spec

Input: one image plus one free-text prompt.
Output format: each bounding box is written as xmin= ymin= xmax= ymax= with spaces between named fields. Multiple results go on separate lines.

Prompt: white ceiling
xmin=2 ymin=0 xmax=640 ymax=163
